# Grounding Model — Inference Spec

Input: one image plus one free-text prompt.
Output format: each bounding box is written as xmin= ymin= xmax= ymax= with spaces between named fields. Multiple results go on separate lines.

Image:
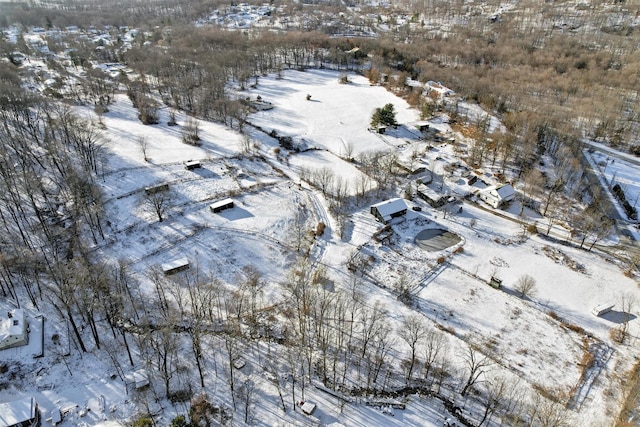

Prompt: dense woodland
xmin=0 ymin=0 xmax=639 ymax=425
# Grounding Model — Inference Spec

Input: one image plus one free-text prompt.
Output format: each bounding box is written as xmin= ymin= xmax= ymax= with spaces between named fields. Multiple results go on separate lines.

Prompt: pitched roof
xmin=0 ymin=309 xmax=25 ymax=343
xmin=371 ymin=198 xmax=407 ymax=221
xmin=496 ymin=184 xmax=515 ymax=199
xmin=0 ymin=397 xmax=37 ymax=427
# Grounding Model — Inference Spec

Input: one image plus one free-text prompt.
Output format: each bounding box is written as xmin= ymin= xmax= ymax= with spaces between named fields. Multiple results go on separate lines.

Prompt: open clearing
xmin=2 ymin=69 xmax=638 ymax=427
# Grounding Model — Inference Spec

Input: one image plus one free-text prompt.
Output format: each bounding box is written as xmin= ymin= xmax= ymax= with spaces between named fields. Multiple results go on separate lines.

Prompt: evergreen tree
xmin=371 ymin=103 xmax=397 ymax=127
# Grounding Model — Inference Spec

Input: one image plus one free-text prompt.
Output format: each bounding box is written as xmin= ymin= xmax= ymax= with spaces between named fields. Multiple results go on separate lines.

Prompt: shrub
xmin=548 ymin=311 xmax=561 ymax=321
xmin=132 ymin=416 xmax=154 ymax=427
xmin=610 ymin=327 xmax=625 ymax=344
xmin=316 ymin=222 xmax=326 ymax=236
xmin=566 ymin=323 xmax=585 ymax=334
xmin=453 ymin=246 xmax=464 ymax=254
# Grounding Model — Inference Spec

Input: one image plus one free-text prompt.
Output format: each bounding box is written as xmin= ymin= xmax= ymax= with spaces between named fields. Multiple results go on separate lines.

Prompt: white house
xmin=0 ymin=397 xmax=39 ymax=427
xmin=479 ymin=184 xmax=515 ymax=209
xmin=0 ymin=309 xmax=29 ymax=351
xmin=370 ymin=198 xmax=408 ymax=223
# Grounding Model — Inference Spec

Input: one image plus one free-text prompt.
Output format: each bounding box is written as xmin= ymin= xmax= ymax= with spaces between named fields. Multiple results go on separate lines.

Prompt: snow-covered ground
xmin=1 ymin=69 xmax=639 ymax=427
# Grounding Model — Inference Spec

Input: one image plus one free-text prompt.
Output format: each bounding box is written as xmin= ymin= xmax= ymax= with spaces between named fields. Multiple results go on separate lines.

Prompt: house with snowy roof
xmin=370 ymin=198 xmax=408 ymax=224
xmin=0 ymin=396 xmax=39 ymax=427
xmin=0 ymin=309 xmax=29 ymax=351
xmin=479 ymin=184 xmax=515 ymax=209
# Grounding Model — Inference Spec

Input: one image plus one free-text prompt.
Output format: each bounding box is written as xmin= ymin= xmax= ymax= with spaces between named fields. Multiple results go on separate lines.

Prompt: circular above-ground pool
xmin=415 ymin=228 xmax=461 ymax=252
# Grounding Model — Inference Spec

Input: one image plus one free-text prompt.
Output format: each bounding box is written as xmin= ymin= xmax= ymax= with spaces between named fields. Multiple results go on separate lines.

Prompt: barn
xmin=370 ymin=198 xmax=408 ymax=224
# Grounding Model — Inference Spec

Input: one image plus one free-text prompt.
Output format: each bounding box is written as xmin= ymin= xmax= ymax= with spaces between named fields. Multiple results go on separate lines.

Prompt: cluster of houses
xmin=369 ymin=182 xmax=516 ymax=225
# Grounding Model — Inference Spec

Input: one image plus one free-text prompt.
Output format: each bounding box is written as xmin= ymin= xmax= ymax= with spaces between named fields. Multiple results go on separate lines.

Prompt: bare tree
xmin=137 ymin=135 xmax=149 ymax=162
xmin=478 ymin=375 xmax=509 ymax=426
xmin=143 ymin=190 xmax=170 ymax=223
xmin=422 ymin=328 xmax=447 ymax=384
xmin=182 ymin=117 xmax=201 ymax=146
xmin=237 ymin=378 xmax=256 ymax=424
xmin=616 ymin=293 xmax=636 ymax=344
xmin=314 ymin=167 xmax=335 ymax=195
xmin=343 ymin=141 xmax=355 ymax=160
xmin=148 ymin=325 xmax=179 ymax=399
xmin=241 ymin=134 xmax=254 ymax=157
xmin=460 ymin=345 xmax=493 ymax=396
xmin=514 ymin=274 xmax=537 ymax=299
xmin=289 ymin=208 xmax=310 ymax=253
xmin=398 ymin=313 xmax=428 ymax=383
xmin=532 ymin=392 xmax=573 ymax=427
xmin=223 ymin=321 xmax=242 ymax=411
xmin=519 ymin=169 xmax=544 ymax=217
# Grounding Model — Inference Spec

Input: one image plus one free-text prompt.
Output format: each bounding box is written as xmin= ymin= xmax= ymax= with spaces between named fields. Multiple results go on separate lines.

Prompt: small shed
xmin=162 ymin=258 xmax=190 ymax=275
xmin=592 ymin=303 xmax=614 ymax=317
xmin=300 ymin=401 xmax=316 ymax=415
xmin=185 ymin=160 xmax=201 ymax=170
xmin=0 ymin=397 xmax=40 ymax=427
xmin=416 ymin=122 xmax=430 ymax=132
xmin=0 ymin=309 xmax=29 ymax=351
xmin=144 ymin=183 xmax=169 ymax=195
xmin=125 ymin=369 xmax=150 ymax=392
xmin=370 ymin=198 xmax=408 ymax=224
xmin=489 ymin=276 xmax=502 ymax=289
xmin=210 ymin=198 xmax=234 ymax=213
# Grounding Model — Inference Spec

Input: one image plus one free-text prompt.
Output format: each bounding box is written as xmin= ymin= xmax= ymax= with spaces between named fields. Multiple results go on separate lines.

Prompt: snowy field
xmin=2 ymin=69 xmax=639 ymax=427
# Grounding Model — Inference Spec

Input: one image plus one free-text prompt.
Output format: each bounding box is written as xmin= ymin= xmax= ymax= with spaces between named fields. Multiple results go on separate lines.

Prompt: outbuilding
xmin=370 ymin=198 xmax=408 ymax=224
xmin=0 ymin=397 xmax=40 ymax=427
xmin=125 ymin=369 xmax=150 ymax=392
xmin=185 ymin=160 xmax=201 ymax=170
xmin=417 ymin=184 xmax=448 ymax=208
xmin=0 ymin=309 xmax=29 ymax=351
xmin=144 ymin=183 xmax=169 ymax=195
xmin=479 ymin=184 xmax=515 ymax=209
xmin=210 ymin=198 xmax=234 ymax=213
xmin=592 ymin=302 xmax=614 ymax=317
xmin=300 ymin=401 xmax=316 ymax=415
xmin=162 ymin=258 xmax=190 ymax=275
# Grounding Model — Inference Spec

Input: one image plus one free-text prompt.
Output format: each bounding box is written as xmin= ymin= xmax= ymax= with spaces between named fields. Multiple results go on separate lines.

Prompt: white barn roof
xmin=371 ymin=198 xmax=407 ymax=222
